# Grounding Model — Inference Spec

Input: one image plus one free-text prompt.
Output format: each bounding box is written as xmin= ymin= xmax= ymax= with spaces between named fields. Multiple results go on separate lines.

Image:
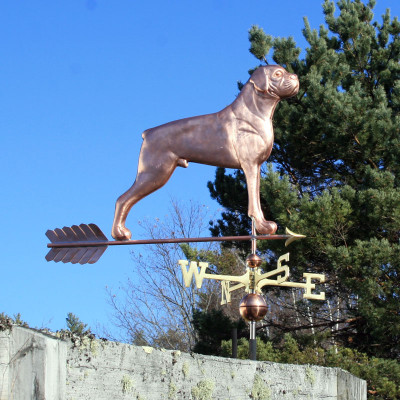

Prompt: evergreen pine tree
xmin=208 ymin=0 xmax=400 ymax=359
xmin=66 ymin=312 xmax=90 ymax=336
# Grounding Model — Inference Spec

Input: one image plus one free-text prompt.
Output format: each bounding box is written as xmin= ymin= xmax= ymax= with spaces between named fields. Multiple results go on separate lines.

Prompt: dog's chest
xmin=236 ymin=117 xmax=273 ymax=146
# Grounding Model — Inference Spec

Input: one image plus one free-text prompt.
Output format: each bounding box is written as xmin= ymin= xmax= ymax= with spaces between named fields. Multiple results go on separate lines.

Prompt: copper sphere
xmin=246 ymin=253 xmax=263 ymax=268
xmin=239 ymin=293 xmax=268 ymax=322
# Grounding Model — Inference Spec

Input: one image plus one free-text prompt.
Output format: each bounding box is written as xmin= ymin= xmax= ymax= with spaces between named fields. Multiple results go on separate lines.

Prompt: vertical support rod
xmin=249 ymin=217 xmax=257 ymax=361
xmin=251 ymin=217 xmax=257 ymax=255
xmin=249 ymin=321 xmax=257 ymax=360
xmin=231 ymin=328 xmax=238 ymax=358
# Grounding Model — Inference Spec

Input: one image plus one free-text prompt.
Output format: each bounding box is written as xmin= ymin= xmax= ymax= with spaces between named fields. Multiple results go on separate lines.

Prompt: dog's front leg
xmin=241 ymin=162 xmax=277 ymax=235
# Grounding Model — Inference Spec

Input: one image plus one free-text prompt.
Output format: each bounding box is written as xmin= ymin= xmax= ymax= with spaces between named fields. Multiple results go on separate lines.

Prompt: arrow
xmin=46 ymin=224 xmax=306 ymax=265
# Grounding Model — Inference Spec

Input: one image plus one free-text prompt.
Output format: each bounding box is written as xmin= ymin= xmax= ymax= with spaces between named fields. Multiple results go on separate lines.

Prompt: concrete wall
xmin=0 ymin=326 xmax=366 ymax=400
xmin=0 ymin=326 xmax=66 ymax=400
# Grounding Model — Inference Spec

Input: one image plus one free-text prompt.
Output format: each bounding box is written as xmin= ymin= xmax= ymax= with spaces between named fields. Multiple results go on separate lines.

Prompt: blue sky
xmin=1 ymin=0 xmax=399 ymax=335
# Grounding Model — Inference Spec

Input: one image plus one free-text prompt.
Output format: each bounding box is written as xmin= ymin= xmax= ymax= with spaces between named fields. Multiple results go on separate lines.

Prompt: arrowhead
xmin=285 ymin=228 xmax=306 ymax=247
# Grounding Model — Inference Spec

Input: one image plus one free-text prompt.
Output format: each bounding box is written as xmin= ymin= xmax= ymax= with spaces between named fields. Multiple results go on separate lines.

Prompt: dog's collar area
xmin=249 ymin=79 xmax=278 ymax=99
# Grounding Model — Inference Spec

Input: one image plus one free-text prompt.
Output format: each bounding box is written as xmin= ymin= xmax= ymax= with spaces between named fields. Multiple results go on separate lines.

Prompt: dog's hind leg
xmin=112 ymin=150 xmax=179 ymax=240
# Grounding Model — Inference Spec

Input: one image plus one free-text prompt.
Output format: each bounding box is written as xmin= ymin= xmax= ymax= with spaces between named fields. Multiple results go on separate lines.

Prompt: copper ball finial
xmin=239 ymin=293 xmax=268 ymax=322
xmin=246 ymin=253 xmax=263 ymax=268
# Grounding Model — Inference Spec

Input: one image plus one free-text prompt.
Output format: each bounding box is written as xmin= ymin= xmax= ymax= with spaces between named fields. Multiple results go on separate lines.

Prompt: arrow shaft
xmin=47 ymin=234 xmax=292 ymax=248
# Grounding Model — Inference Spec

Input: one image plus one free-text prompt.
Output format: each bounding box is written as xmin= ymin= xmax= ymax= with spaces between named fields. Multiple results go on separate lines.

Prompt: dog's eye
xmin=274 ymin=70 xmax=283 ymax=78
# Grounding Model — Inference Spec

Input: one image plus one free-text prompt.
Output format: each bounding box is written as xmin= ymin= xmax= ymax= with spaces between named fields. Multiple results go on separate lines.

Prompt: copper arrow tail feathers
xmin=45 ymin=224 xmax=108 ymax=264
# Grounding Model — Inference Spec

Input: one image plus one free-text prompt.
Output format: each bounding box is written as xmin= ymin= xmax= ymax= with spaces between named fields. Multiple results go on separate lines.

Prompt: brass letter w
xmin=178 ymin=260 xmax=208 ymax=289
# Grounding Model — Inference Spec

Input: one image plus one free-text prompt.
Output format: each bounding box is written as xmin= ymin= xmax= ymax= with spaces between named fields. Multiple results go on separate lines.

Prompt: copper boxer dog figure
xmin=112 ymin=65 xmax=299 ymax=240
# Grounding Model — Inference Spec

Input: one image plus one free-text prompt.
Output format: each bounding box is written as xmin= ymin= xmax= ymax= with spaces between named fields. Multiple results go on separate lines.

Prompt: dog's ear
xmin=250 ymin=67 xmax=270 ymax=93
xmin=261 ymin=68 xmax=270 ymax=92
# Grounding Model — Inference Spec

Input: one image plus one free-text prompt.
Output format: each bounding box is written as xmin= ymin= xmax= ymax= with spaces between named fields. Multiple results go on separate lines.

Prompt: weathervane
xmin=45 ymin=64 xmax=325 ymax=360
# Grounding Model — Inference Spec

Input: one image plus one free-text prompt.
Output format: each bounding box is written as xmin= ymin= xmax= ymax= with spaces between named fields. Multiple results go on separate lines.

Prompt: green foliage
xmin=192 ymin=309 xmax=237 ymax=356
xmin=12 ymin=313 xmax=25 ymax=325
xmin=248 ymin=26 xmax=273 ymax=62
xmin=0 ymin=312 xmax=29 ymax=330
xmin=180 ymin=242 xmax=245 ymax=275
xmin=222 ymin=335 xmax=400 ymax=399
xmin=209 ymin=0 xmax=400 ymax=359
xmin=66 ymin=312 xmax=90 ymax=336
xmin=222 ymin=337 xmax=278 ymax=362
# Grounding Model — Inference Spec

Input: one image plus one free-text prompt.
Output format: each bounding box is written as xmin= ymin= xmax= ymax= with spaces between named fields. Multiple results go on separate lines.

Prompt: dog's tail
xmin=141 ymin=129 xmax=150 ymax=140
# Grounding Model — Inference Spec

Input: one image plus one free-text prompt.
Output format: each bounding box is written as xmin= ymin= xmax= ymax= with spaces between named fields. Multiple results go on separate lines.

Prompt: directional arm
xmin=178 ymin=256 xmax=326 ymax=303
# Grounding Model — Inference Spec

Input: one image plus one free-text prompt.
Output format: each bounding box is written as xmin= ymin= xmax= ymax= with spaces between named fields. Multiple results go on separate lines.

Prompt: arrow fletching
xmin=46 ymin=224 xmax=108 ymax=264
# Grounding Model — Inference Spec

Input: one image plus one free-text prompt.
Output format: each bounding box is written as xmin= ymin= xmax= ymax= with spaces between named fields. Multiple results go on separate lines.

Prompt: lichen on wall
xmin=251 ymin=374 xmax=271 ymax=400
xmin=182 ymin=362 xmax=190 ymax=379
xmin=191 ymin=380 xmax=215 ymax=400
xmin=121 ymin=375 xmax=133 ymax=394
xmin=168 ymin=382 xmax=177 ymax=399
xmin=305 ymin=366 xmax=316 ymax=385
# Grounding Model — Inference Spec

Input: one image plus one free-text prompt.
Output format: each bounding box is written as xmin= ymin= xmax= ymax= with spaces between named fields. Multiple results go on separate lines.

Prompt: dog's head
xmin=250 ymin=65 xmax=299 ymax=99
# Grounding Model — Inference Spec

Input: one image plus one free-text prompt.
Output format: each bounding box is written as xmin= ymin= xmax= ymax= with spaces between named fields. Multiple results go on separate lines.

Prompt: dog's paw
xmin=111 ymin=225 xmax=132 ymax=241
xmin=255 ymin=220 xmax=277 ymax=235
